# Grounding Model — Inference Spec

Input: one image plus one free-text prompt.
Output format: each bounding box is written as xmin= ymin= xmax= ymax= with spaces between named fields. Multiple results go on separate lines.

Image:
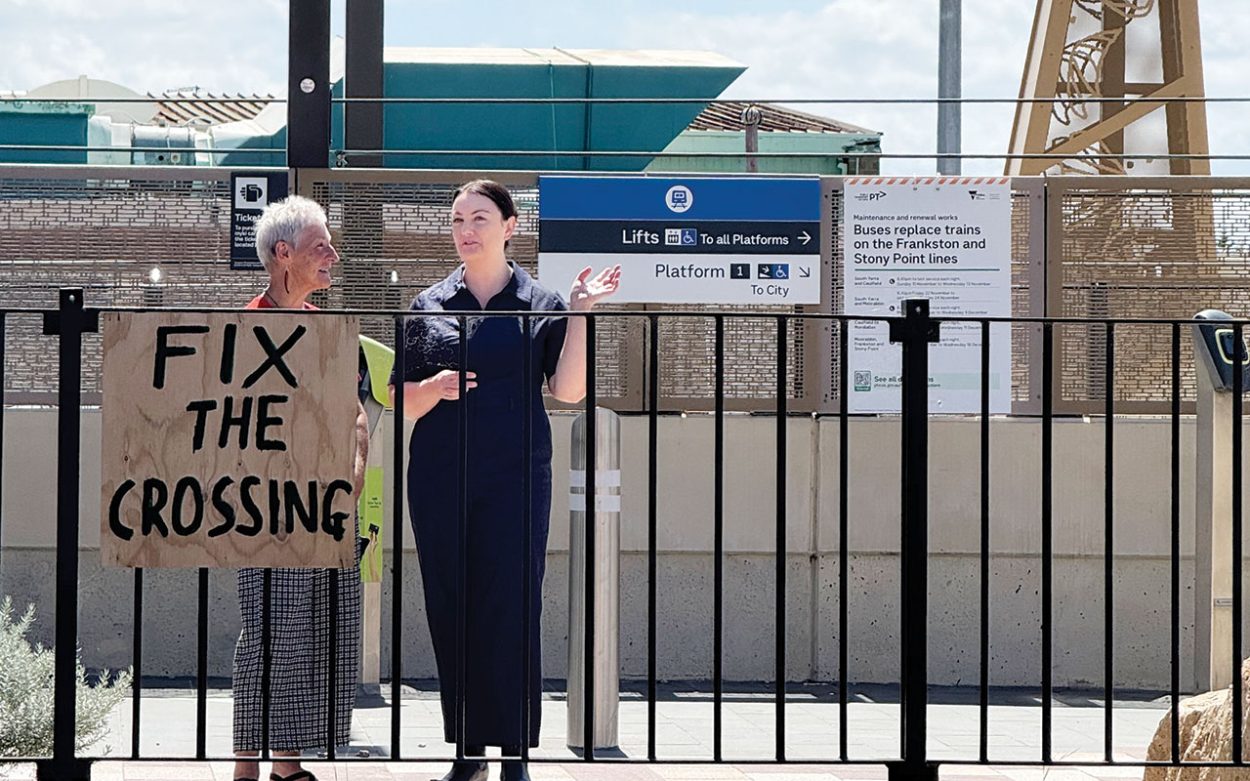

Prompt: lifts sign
xmin=537 ymin=177 xmax=821 ymax=305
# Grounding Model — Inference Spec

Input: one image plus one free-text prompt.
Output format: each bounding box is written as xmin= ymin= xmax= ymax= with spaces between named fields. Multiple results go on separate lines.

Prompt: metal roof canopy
xmin=343 ymin=47 xmax=747 ymax=171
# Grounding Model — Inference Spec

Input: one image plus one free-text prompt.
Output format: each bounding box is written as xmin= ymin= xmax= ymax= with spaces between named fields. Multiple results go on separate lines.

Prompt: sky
xmin=0 ymin=0 xmax=1246 ymax=175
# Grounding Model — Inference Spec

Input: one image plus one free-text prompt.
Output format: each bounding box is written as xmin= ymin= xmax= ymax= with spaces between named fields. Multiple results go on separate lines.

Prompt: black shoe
xmin=500 ymin=760 xmax=530 ymax=781
xmin=436 ymin=760 xmax=488 ymax=781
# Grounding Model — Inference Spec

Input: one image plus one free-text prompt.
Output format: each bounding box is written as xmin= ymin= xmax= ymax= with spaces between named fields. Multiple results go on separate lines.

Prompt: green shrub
xmin=0 ymin=597 xmax=132 ymax=758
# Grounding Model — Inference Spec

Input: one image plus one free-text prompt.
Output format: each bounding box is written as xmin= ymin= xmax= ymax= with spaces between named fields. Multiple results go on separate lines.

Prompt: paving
xmin=1 ymin=684 xmax=1173 ymax=781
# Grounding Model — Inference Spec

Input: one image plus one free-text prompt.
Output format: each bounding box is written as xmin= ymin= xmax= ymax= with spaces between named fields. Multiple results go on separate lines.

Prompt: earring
xmin=283 ymin=270 xmax=291 ymax=295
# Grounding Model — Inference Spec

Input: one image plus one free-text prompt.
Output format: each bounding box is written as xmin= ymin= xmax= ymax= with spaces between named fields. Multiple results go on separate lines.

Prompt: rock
xmin=1145 ymin=658 xmax=1250 ymax=781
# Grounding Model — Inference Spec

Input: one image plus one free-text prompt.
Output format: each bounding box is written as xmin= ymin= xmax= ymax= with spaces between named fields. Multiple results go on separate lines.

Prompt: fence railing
xmin=3 ymin=289 xmax=1249 ymax=780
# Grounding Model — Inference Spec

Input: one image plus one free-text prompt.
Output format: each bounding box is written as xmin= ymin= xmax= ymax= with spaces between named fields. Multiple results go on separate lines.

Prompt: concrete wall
xmin=2 ymin=407 xmax=1247 ymax=690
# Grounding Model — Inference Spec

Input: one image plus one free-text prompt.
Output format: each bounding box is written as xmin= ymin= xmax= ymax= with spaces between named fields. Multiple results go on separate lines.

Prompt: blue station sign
xmin=537 ymin=176 xmax=821 ymax=304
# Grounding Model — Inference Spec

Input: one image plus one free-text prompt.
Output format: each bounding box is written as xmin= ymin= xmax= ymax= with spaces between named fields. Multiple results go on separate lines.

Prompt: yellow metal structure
xmin=1007 ymin=0 xmax=1210 ymax=176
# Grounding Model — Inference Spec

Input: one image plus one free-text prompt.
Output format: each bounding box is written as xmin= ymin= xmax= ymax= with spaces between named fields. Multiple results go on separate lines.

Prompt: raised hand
xmin=568 ymin=265 xmax=621 ymax=312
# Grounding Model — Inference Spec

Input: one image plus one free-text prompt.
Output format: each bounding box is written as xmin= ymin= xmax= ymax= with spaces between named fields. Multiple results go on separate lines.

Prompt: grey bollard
xmin=566 ymin=407 xmax=622 ymax=751
xmin=1192 ymin=311 xmax=1250 ymax=691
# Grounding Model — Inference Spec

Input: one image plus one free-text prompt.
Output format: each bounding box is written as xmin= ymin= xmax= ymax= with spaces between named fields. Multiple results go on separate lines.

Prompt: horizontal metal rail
xmin=0 ymin=96 xmax=283 ymax=104
xmin=6 ymin=95 xmax=1250 ymax=105
xmin=0 ymin=144 xmax=281 ymax=156
xmin=337 ymin=149 xmax=1250 ymax=161
xmin=5 ymin=143 xmax=1249 ymax=163
xmin=80 ymin=305 xmax=1250 ymax=327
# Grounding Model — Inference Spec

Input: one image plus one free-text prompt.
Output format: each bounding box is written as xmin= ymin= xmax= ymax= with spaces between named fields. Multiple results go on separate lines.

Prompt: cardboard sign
xmin=100 ymin=312 xmax=360 ymax=568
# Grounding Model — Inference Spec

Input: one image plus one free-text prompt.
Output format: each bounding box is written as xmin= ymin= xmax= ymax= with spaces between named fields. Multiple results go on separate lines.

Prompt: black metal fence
xmin=2 ymin=289 xmax=1247 ymax=780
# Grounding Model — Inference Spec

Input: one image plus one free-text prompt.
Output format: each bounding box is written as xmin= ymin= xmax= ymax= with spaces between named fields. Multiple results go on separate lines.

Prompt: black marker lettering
xmin=237 ymin=475 xmax=263 ymax=536
xmin=108 ymin=479 xmax=136 ymax=541
xmin=322 ymin=479 xmax=353 ymax=542
xmin=153 ymin=325 xmax=209 ymax=390
xmin=170 ymin=476 xmax=204 ymax=536
xmin=243 ymin=325 xmax=306 ymax=389
xmin=268 ymin=478 xmax=282 ymax=536
xmin=141 ymin=478 xmax=169 ymax=538
xmin=256 ymin=395 xmax=288 ymax=451
xmin=185 ymin=399 xmax=217 ymax=452
xmin=220 ymin=322 xmax=238 ymax=384
xmin=208 ymin=477 xmax=236 ymax=537
xmin=217 ymin=396 xmax=253 ymax=450
xmin=284 ymin=480 xmax=318 ymax=534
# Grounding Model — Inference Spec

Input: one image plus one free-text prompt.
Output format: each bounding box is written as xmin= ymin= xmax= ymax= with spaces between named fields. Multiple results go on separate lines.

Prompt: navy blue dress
xmin=393 ymin=263 xmax=567 ymax=748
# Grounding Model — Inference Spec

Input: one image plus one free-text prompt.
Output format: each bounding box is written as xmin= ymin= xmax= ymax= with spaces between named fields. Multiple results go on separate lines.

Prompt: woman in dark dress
xmin=390 ymin=180 xmax=619 ymax=781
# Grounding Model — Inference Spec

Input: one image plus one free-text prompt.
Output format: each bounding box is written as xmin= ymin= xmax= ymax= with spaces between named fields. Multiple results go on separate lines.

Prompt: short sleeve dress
xmin=391 ymin=262 xmax=567 ymax=748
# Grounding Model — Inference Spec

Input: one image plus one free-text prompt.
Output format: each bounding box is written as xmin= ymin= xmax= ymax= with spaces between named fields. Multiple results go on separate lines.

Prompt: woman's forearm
xmin=388 ymin=379 xmax=443 ymax=421
xmin=549 ymin=315 xmax=588 ymax=403
xmin=352 ymin=401 xmax=369 ymax=495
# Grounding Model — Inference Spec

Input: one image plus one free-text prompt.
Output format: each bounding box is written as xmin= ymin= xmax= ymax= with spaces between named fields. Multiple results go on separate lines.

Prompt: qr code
xmin=853 ymin=370 xmax=872 ymax=391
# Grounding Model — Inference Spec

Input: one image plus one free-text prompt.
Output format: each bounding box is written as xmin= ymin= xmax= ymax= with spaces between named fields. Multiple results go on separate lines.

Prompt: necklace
xmin=261 ymin=289 xmax=280 ymax=308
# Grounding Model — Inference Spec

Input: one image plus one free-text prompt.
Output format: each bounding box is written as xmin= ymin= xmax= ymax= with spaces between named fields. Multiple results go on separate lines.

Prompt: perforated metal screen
xmin=0 ymin=167 xmax=248 ymax=399
xmin=1050 ymin=179 xmax=1250 ymax=413
xmin=3 ymin=168 xmax=1249 ymax=414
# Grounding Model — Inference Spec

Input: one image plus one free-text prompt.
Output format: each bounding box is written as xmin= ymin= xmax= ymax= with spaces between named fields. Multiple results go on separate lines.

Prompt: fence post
xmin=37 ymin=288 xmax=97 ymax=781
xmin=889 ymin=299 xmax=939 ymax=781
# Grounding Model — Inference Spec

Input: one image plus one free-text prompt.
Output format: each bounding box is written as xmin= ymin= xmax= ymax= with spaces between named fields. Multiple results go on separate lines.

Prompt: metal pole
xmin=345 ymin=0 xmax=384 ymax=168
xmin=567 ymin=407 xmax=621 ymax=752
xmin=743 ymin=104 xmax=762 ymax=174
xmin=37 ymin=288 xmax=96 ymax=781
xmin=390 ymin=317 xmax=406 ymax=756
xmin=288 ymin=0 xmax=332 ymax=168
xmin=0 ymin=315 xmax=6 ymax=580
xmin=937 ymin=0 xmax=962 ymax=175
xmin=888 ymin=299 xmax=938 ymax=781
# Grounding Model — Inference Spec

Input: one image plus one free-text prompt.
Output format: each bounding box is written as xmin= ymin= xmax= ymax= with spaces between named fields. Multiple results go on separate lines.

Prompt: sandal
xmin=270 ymin=772 xmax=318 ymax=781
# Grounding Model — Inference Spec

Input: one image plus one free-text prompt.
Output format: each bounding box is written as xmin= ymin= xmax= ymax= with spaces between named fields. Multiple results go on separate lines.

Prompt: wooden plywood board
xmin=100 ymin=311 xmax=360 ymax=569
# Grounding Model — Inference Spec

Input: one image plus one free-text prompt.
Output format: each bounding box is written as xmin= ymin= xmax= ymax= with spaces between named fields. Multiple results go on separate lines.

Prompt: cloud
xmin=622 ymin=0 xmax=995 ymax=174
xmin=624 ymin=0 xmax=1246 ymax=175
xmin=0 ymin=0 xmax=289 ymax=95
xmin=0 ymin=0 xmax=1243 ymax=173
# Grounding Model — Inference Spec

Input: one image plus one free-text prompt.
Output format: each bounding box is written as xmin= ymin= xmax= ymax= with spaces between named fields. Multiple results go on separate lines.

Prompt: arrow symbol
xmin=799 ymin=267 xmax=811 ymax=278
xmin=798 ymin=230 xmax=812 ymax=245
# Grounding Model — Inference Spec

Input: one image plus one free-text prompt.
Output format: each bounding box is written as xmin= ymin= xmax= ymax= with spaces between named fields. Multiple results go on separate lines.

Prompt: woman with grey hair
xmin=232 ymin=195 xmax=369 ymax=781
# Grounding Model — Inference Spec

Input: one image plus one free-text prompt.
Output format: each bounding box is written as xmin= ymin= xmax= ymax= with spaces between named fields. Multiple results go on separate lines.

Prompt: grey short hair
xmin=254 ymin=195 xmax=329 ymax=271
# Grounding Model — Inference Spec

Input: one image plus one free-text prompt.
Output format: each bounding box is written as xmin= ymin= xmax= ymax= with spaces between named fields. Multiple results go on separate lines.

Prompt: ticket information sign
xmin=842 ymin=177 xmax=1013 ymax=414
xmin=100 ymin=312 xmax=360 ymax=568
xmin=538 ymin=176 xmax=821 ymax=304
xmin=230 ymin=171 xmax=289 ymax=270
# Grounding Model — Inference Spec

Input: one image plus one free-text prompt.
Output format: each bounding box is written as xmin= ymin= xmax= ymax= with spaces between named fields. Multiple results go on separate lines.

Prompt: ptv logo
xmin=665 ymin=185 xmax=694 ymax=213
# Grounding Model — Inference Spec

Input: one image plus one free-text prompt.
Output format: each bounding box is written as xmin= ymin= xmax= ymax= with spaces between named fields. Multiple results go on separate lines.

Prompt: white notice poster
xmin=842 ymin=177 xmax=1013 ymax=414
